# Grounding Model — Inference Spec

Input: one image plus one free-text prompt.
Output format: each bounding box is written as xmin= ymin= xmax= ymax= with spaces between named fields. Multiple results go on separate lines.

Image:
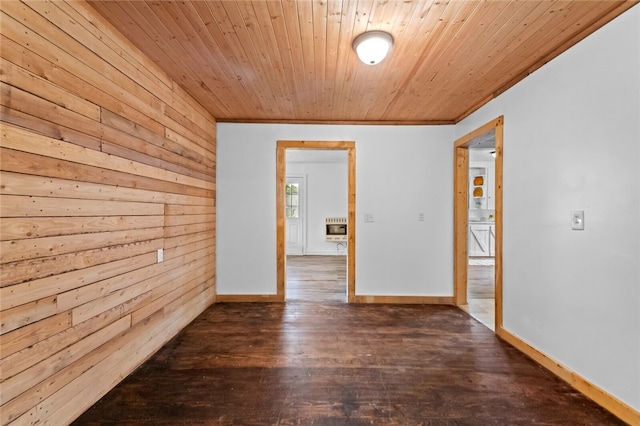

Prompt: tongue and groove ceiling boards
xmin=89 ymin=0 xmax=638 ymax=124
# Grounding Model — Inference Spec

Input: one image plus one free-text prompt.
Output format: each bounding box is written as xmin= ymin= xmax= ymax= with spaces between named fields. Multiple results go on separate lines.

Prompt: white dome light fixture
xmin=353 ymin=31 xmax=393 ymax=65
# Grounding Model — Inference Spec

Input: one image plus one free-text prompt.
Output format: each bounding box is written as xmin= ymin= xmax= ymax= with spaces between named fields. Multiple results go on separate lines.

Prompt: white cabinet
xmin=469 ymin=223 xmax=495 ymax=257
xmin=468 ymin=159 xmax=496 ymax=257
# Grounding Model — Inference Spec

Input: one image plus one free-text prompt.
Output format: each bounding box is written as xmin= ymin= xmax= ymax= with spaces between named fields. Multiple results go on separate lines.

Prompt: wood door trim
xmin=276 ymin=140 xmax=356 ymax=302
xmin=453 ymin=116 xmax=503 ymax=331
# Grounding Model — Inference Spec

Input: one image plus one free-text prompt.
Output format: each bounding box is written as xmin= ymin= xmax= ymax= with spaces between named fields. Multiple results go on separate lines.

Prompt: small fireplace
xmin=325 ymin=217 xmax=347 ymax=242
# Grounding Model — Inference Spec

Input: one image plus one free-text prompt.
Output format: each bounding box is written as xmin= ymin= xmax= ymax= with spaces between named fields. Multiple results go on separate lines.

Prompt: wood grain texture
xmin=72 ymin=300 xmax=624 ymax=425
xmin=493 ymin=117 xmax=504 ymax=330
xmin=0 ymin=1 xmax=216 ymax=424
xmin=453 ymin=144 xmax=469 ymax=305
xmin=86 ymin=0 xmax=638 ymax=124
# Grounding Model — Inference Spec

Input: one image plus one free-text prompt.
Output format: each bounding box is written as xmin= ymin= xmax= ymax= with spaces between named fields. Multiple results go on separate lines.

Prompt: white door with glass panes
xmin=285 ymin=177 xmax=305 ymax=255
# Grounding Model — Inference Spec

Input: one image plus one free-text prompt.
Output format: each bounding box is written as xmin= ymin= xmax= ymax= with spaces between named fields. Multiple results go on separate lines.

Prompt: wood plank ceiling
xmin=88 ymin=0 xmax=638 ymax=124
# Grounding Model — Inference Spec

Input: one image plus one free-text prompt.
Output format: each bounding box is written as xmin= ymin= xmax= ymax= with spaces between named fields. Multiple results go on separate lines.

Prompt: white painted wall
xmin=286 ymin=157 xmax=348 ymax=255
xmin=457 ymin=7 xmax=640 ymax=410
xmin=217 ymin=124 xmax=455 ymax=296
xmin=216 ymin=131 xmax=277 ymax=295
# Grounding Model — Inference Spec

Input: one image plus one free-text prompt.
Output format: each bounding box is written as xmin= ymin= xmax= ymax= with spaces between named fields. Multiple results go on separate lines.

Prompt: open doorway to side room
xmin=454 ymin=117 xmax=503 ymax=334
xmin=464 ymin=137 xmax=496 ymax=330
xmin=276 ymin=141 xmax=356 ymax=304
xmin=285 ymin=150 xmax=347 ymax=303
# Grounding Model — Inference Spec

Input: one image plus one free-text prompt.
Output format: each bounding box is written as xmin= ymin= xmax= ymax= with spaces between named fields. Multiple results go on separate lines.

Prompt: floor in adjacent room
xmin=460 ymin=259 xmax=496 ymax=331
xmin=73 ymin=255 xmax=622 ymax=425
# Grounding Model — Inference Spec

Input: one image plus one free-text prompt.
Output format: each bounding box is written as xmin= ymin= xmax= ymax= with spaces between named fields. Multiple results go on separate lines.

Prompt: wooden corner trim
xmin=352 ymin=295 xmax=455 ymax=305
xmin=497 ymin=327 xmax=640 ymax=425
xmin=215 ymin=294 xmax=284 ymax=303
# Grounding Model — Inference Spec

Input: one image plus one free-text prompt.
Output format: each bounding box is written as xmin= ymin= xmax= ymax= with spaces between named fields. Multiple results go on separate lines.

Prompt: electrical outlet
xmin=364 ymin=213 xmax=375 ymax=223
xmin=157 ymin=248 xmax=164 ymax=263
xmin=418 ymin=212 xmax=425 ymax=221
xmin=571 ymin=211 xmax=584 ymax=230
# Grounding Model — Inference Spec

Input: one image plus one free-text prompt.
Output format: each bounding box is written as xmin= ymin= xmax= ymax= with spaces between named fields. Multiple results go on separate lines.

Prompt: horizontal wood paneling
xmin=0 ymin=215 xmax=164 ymax=241
xmin=0 ymin=146 xmax=214 ymax=199
xmin=0 ymin=171 xmax=212 ymax=205
xmin=1 ymin=226 xmax=164 ymax=264
xmin=0 ymin=194 xmax=165 ymax=218
xmin=1 ymin=124 xmax=213 ymax=190
xmin=0 ymin=1 xmax=216 ymax=424
xmin=0 ymin=240 xmax=161 ymax=289
xmin=0 ymin=312 xmax=72 ymax=359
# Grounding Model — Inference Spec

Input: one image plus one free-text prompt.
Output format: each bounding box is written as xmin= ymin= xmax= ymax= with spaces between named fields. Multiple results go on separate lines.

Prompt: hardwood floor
xmin=467 ymin=264 xmax=494 ymax=299
xmin=461 ymin=263 xmax=496 ymax=331
xmin=286 ymin=255 xmax=346 ymax=303
xmin=73 ymin=256 xmax=622 ymax=425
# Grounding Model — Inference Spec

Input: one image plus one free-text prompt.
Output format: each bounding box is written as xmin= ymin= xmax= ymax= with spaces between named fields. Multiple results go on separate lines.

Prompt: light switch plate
xmin=571 ymin=211 xmax=584 ymax=230
xmin=157 ymin=248 xmax=164 ymax=263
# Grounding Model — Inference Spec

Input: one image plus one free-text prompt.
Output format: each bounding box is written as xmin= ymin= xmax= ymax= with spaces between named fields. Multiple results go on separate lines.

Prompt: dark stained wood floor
xmin=73 ymin=256 xmax=623 ymax=425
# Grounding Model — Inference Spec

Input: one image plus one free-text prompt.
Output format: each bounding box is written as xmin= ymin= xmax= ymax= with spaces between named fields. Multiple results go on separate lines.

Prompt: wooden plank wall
xmin=0 ymin=1 xmax=217 ymax=424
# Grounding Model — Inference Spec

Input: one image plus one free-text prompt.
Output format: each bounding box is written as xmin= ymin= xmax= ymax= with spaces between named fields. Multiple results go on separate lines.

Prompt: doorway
xmin=453 ymin=117 xmax=504 ymax=334
xmin=465 ymin=137 xmax=496 ymax=330
xmin=276 ymin=140 xmax=356 ymax=303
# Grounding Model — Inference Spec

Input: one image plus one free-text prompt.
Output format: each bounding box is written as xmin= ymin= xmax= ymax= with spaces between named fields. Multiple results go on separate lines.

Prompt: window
xmin=285 ymin=183 xmax=299 ymax=218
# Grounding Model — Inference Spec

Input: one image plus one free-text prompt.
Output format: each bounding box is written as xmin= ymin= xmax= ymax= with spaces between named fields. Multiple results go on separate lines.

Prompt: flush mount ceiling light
xmin=352 ymin=31 xmax=393 ymax=65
